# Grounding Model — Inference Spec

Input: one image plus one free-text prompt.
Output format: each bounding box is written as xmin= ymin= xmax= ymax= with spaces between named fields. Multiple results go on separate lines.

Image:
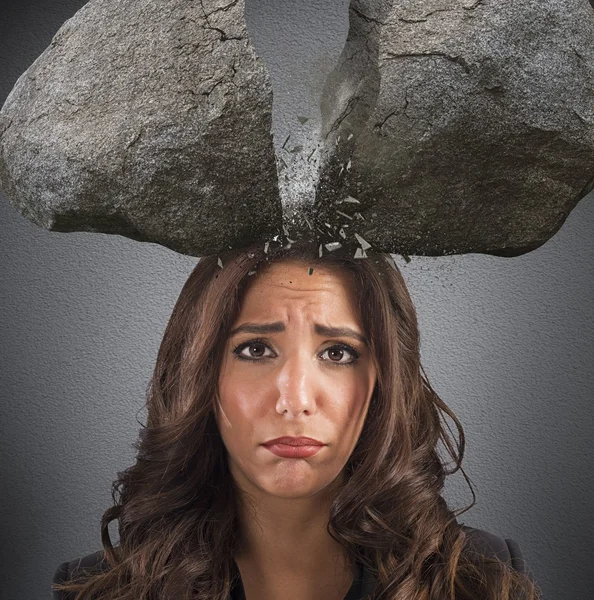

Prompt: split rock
xmin=314 ymin=0 xmax=594 ymax=257
xmin=0 ymin=0 xmax=282 ymax=257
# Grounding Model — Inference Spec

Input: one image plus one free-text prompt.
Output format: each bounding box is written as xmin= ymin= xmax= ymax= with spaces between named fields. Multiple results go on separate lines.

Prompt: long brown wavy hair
xmin=52 ymin=239 xmax=542 ymax=600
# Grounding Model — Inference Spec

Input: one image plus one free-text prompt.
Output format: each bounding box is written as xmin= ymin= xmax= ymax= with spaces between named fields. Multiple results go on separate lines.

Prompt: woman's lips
xmin=264 ymin=443 xmax=324 ymax=458
xmin=263 ymin=436 xmax=324 ymax=446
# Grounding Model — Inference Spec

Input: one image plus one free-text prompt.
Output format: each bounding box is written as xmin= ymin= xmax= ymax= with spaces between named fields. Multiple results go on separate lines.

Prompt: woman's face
xmin=216 ymin=260 xmax=377 ymax=499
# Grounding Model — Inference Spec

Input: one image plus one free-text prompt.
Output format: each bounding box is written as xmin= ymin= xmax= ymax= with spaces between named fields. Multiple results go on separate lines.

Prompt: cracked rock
xmin=0 ymin=0 xmax=281 ymax=257
xmin=314 ymin=0 xmax=594 ymax=257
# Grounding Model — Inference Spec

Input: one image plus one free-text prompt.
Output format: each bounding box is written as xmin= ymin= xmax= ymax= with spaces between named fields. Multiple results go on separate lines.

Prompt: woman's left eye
xmin=321 ymin=345 xmax=359 ymax=364
xmin=232 ymin=340 xmax=360 ymax=366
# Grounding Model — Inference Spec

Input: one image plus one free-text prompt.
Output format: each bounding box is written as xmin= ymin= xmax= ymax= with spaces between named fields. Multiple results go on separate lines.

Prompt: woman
xmin=51 ymin=239 xmax=542 ymax=599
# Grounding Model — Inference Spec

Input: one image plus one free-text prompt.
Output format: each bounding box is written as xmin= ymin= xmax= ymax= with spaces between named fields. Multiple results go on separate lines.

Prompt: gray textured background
xmin=0 ymin=1 xmax=592 ymax=599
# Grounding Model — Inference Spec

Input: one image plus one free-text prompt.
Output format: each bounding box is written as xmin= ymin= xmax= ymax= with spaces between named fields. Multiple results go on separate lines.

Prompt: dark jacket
xmin=52 ymin=524 xmax=537 ymax=599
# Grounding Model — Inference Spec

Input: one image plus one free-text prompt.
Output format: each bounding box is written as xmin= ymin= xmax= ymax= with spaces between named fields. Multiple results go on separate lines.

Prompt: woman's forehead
xmin=244 ymin=264 xmax=356 ymax=301
xmin=253 ymin=259 xmax=354 ymax=285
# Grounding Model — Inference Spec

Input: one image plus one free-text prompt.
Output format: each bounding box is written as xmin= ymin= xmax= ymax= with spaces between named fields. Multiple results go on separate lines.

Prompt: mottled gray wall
xmin=1 ymin=1 xmax=592 ymax=599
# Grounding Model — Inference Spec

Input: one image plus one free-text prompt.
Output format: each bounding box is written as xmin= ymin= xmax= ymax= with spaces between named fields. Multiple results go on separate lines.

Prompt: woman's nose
xmin=274 ymin=353 xmax=320 ymax=415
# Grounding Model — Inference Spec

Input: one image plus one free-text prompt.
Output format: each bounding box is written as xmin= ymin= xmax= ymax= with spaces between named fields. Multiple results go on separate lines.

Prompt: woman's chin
xmin=256 ymin=473 xmax=335 ymax=499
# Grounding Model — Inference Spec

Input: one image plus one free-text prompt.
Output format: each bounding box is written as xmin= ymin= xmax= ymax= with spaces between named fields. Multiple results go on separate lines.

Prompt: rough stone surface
xmin=314 ymin=0 xmax=594 ymax=257
xmin=0 ymin=0 xmax=282 ymax=258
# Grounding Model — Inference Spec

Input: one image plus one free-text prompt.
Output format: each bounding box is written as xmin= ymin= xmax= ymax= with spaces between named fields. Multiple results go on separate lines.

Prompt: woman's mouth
xmin=263 ymin=443 xmax=324 ymax=458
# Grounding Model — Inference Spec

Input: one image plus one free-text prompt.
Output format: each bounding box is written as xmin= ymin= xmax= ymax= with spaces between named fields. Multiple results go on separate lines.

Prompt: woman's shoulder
xmin=461 ymin=524 xmax=511 ymax=559
xmin=53 ymin=549 xmax=108 ymax=577
xmin=461 ymin=524 xmax=535 ymax=580
xmin=52 ymin=550 xmax=109 ymax=599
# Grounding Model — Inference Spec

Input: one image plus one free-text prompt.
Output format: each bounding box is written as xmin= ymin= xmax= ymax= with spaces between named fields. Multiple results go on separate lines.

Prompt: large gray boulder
xmin=0 ymin=0 xmax=282 ymax=258
xmin=314 ymin=0 xmax=594 ymax=257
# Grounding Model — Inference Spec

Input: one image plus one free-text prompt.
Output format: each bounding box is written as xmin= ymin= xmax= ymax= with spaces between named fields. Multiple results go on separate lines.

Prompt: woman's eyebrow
xmin=229 ymin=321 xmax=368 ymax=345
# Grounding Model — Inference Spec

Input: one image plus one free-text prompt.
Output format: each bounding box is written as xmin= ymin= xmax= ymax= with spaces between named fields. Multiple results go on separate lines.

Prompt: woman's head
xmin=205 ymin=240 xmax=419 ymax=507
xmin=216 ymin=256 xmax=378 ymax=501
xmin=52 ymin=239 xmax=540 ymax=600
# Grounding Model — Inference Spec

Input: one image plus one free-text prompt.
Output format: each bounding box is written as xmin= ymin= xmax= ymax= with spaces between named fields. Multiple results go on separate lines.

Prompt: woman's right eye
xmin=232 ymin=340 xmax=273 ymax=361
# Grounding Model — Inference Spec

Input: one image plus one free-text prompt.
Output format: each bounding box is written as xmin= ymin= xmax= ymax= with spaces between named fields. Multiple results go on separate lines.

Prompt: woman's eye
xmin=234 ymin=341 xmax=272 ymax=360
xmin=321 ymin=346 xmax=358 ymax=364
xmin=232 ymin=340 xmax=359 ymax=366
